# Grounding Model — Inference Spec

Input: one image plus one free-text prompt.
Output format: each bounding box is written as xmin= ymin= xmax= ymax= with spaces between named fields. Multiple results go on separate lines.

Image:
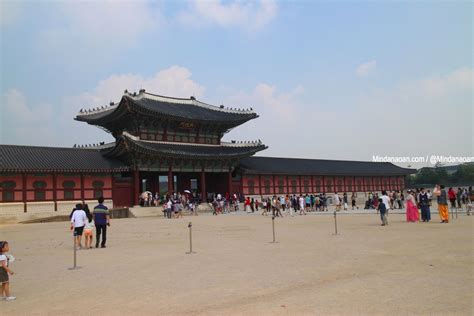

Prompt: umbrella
xmin=184 ymin=190 xmax=191 ymax=194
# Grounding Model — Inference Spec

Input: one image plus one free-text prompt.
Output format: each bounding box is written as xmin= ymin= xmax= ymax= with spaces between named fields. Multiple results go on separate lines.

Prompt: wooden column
xmin=111 ymin=172 xmax=115 ymax=208
xmin=353 ymin=176 xmax=357 ymax=192
xmin=227 ymin=167 xmax=232 ymax=196
xmin=52 ymin=173 xmax=57 ymax=211
xmin=333 ymin=176 xmax=337 ymax=193
xmin=286 ymin=175 xmax=289 ymax=195
xmin=22 ymin=173 xmax=27 ymax=213
xmin=133 ymin=169 xmax=140 ymax=205
xmin=168 ymin=165 xmax=173 ymax=193
xmin=200 ymin=167 xmax=206 ymax=203
xmin=258 ymin=175 xmax=262 ymax=196
xmin=343 ymin=176 xmax=347 ymax=193
xmin=196 ymin=126 xmax=200 ymax=144
xmin=311 ymin=176 xmax=314 ymax=194
xmin=80 ymin=173 xmax=85 ymax=203
xmin=299 ymin=175 xmax=302 ymax=194
xmin=272 ymin=175 xmax=276 ymax=195
xmin=322 ymin=176 xmax=326 ymax=194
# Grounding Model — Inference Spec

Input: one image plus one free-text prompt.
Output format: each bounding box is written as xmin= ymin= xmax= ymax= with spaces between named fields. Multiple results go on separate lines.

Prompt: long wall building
xmin=0 ymin=90 xmax=414 ymax=221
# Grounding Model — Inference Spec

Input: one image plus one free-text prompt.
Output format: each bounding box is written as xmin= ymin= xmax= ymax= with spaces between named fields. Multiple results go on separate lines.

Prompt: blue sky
xmin=1 ymin=0 xmax=472 ymax=168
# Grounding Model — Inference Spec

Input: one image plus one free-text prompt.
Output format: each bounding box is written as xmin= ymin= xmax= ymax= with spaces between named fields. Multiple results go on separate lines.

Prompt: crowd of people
xmin=138 ymin=186 xmax=474 ymax=222
xmin=374 ymin=186 xmax=473 ymax=226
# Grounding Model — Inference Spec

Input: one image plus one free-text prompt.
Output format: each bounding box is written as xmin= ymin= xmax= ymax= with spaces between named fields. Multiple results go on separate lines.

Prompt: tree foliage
xmin=411 ymin=163 xmax=474 ymax=186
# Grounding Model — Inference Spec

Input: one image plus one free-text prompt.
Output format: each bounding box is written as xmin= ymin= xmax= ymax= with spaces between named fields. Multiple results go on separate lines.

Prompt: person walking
xmin=83 ymin=214 xmax=95 ymax=249
xmin=0 ymin=241 xmax=16 ymax=301
xmin=261 ymin=198 xmax=268 ymax=216
xmin=377 ymin=198 xmax=388 ymax=226
xmin=419 ymin=188 xmax=431 ymax=222
xmin=93 ymin=197 xmax=110 ymax=248
xmin=333 ymin=192 xmax=341 ymax=211
xmin=456 ymin=188 xmax=463 ymax=209
xmin=70 ymin=203 xmax=87 ymax=249
xmin=381 ymin=191 xmax=390 ymax=216
xmin=434 ymin=185 xmax=449 ymax=223
xmin=405 ymin=191 xmax=419 ymax=222
xmin=448 ymin=187 xmax=456 ymax=210
xmin=299 ymin=195 xmax=306 ymax=215
xmin=351 ymin=192 xmax=358 ymax=210
xmin=245 ymin=197 xmax=251 ymax=213
xmin=275 ymin=199 xmax=283 ymax=217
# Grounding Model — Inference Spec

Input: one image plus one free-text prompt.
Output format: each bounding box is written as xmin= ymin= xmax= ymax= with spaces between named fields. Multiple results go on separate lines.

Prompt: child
xmin=377 ymin=198 xmax=388 ymax=226
xmin=0 ymin=241 xmax=15 ymax=301
xmin=84 ymin=215 xmax=95 ymax=249
xmin=262 ymin=199 xmax=268 ymax=216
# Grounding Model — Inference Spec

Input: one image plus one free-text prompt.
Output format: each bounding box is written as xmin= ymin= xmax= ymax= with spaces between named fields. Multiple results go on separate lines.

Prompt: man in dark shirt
xmin=93 ymin=197 xmax=110 ymax=248
xmin=419 ymin=188 xmax=431 ymax=222
xmin=377 ymin=198 xmax=388 ymax=226
xmin=437 ymin=185 xmax=449 ymax=223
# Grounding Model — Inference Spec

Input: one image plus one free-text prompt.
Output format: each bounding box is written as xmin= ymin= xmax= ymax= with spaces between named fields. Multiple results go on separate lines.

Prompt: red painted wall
xmin=0 ymin=173 xmax=113 ymax=203
xmin=240 ymin=174 xmax=405 ymax=196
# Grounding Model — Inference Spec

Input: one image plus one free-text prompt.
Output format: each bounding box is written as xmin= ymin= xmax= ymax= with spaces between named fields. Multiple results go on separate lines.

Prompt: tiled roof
xmin=0 ymin=145 xmax=128 ymax=172
xmin=75 ymin=90 xmax=258 ymax=127
xmin=238 ymin=156 xmax=416 ymax=176
xmin=103 ymin=133 xmax=267 ymax=160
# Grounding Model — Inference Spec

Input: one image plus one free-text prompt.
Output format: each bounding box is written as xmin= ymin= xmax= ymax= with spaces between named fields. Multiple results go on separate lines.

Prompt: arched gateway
xmin=0 ymin=89 xmax=414 ymax=218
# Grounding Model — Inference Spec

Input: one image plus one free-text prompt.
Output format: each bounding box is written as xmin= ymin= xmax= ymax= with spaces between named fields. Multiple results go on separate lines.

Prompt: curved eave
xmin=75 ymin=94 xmax=259 ymax=129
xmin=104 ymin=136 xmax=267 ymax=160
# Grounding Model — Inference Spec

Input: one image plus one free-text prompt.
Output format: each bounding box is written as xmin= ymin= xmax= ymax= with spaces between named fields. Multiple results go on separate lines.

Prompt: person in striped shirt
xmin=93 ymin=197 xmax=110 ymax=248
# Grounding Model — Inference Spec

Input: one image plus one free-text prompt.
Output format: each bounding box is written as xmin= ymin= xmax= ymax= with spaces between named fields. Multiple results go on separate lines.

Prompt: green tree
xmin=451 ymin=163 xmax=474 ymax=183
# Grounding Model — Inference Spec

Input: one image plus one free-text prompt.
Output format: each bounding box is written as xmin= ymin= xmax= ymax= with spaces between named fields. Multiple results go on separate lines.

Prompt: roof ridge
xmin=0 ymin=144 xmax=102 ymax=151
xmin=249 ymin=156 xmax=414 ymax=167
xmin=133 ymin=90 xmax=255 ymax=115
xmin=122 ymin=132 xmax=265 ymax=148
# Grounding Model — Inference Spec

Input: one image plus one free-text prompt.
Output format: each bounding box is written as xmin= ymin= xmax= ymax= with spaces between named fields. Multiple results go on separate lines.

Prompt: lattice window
xmin=63 ymin=180 xmax=76 ymax=200
xmin=33 ymin=180 xmax=47 ymax=201
xmin=92 ymin=180 xmax=104 ymax=199
xmin=1 ymin=181 xmax=16 ymax=202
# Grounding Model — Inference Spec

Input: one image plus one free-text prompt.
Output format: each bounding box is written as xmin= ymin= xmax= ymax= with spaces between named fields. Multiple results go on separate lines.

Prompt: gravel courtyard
xmin=1 ymin=212 xmax=472 ymax=315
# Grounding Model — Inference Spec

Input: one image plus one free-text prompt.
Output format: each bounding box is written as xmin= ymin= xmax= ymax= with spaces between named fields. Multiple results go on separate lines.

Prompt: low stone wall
xmin=0 ymin=199 xmax=113 ymax=224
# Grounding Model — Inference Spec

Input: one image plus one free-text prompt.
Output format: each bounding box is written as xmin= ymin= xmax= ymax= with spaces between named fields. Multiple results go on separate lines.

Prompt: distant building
xmin=0 ymin=90 xmax=414 ymax=218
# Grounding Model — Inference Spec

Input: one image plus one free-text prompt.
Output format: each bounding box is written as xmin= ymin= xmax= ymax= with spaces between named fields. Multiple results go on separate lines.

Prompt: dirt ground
xmin=1 ymin=212 xmax=472 ymax=315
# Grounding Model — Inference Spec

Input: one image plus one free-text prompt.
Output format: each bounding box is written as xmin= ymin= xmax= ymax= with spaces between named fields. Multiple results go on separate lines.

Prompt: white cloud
xmin=35 ymin=1 xmax=162 ymax=66
xmin=223 ymin=67 xmax=473 ymax=167
xmin=419 ymin=67 xmax=473 ymax=98
xmin=222 ymin=83 xmax=312 ymax=154
xmin=70 ymin=65 xmax=205 ymax=110
xmin=1 ymin=89 xmax=55 ymax=145
xmin=356 ymin=60 xmax=377 ymax=77
xmin=1 ymin=66 xmax=205 ymax=146
xmin=179 ymin=0 xmax=278 ymax=31
xmin=351 ymin=67 xmax=473 ymax=166
xmin=0 ymin=1 xmax=23 ymax=27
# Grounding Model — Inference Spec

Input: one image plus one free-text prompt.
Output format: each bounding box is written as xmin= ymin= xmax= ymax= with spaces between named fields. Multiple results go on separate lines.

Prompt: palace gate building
xmin=0 ymin=90 xmax=414 ymax=220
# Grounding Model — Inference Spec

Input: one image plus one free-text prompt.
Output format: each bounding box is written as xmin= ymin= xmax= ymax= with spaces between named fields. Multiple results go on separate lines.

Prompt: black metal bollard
xmin=186 ymin=222 xmax=196 ymax=254
xmin=270 ymin=216 xmax=278 ymax=243
xmin=333 ymin=211 xmax=338 ymax=235
xmin=68 ymin=230 xmax=81 ymax=270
